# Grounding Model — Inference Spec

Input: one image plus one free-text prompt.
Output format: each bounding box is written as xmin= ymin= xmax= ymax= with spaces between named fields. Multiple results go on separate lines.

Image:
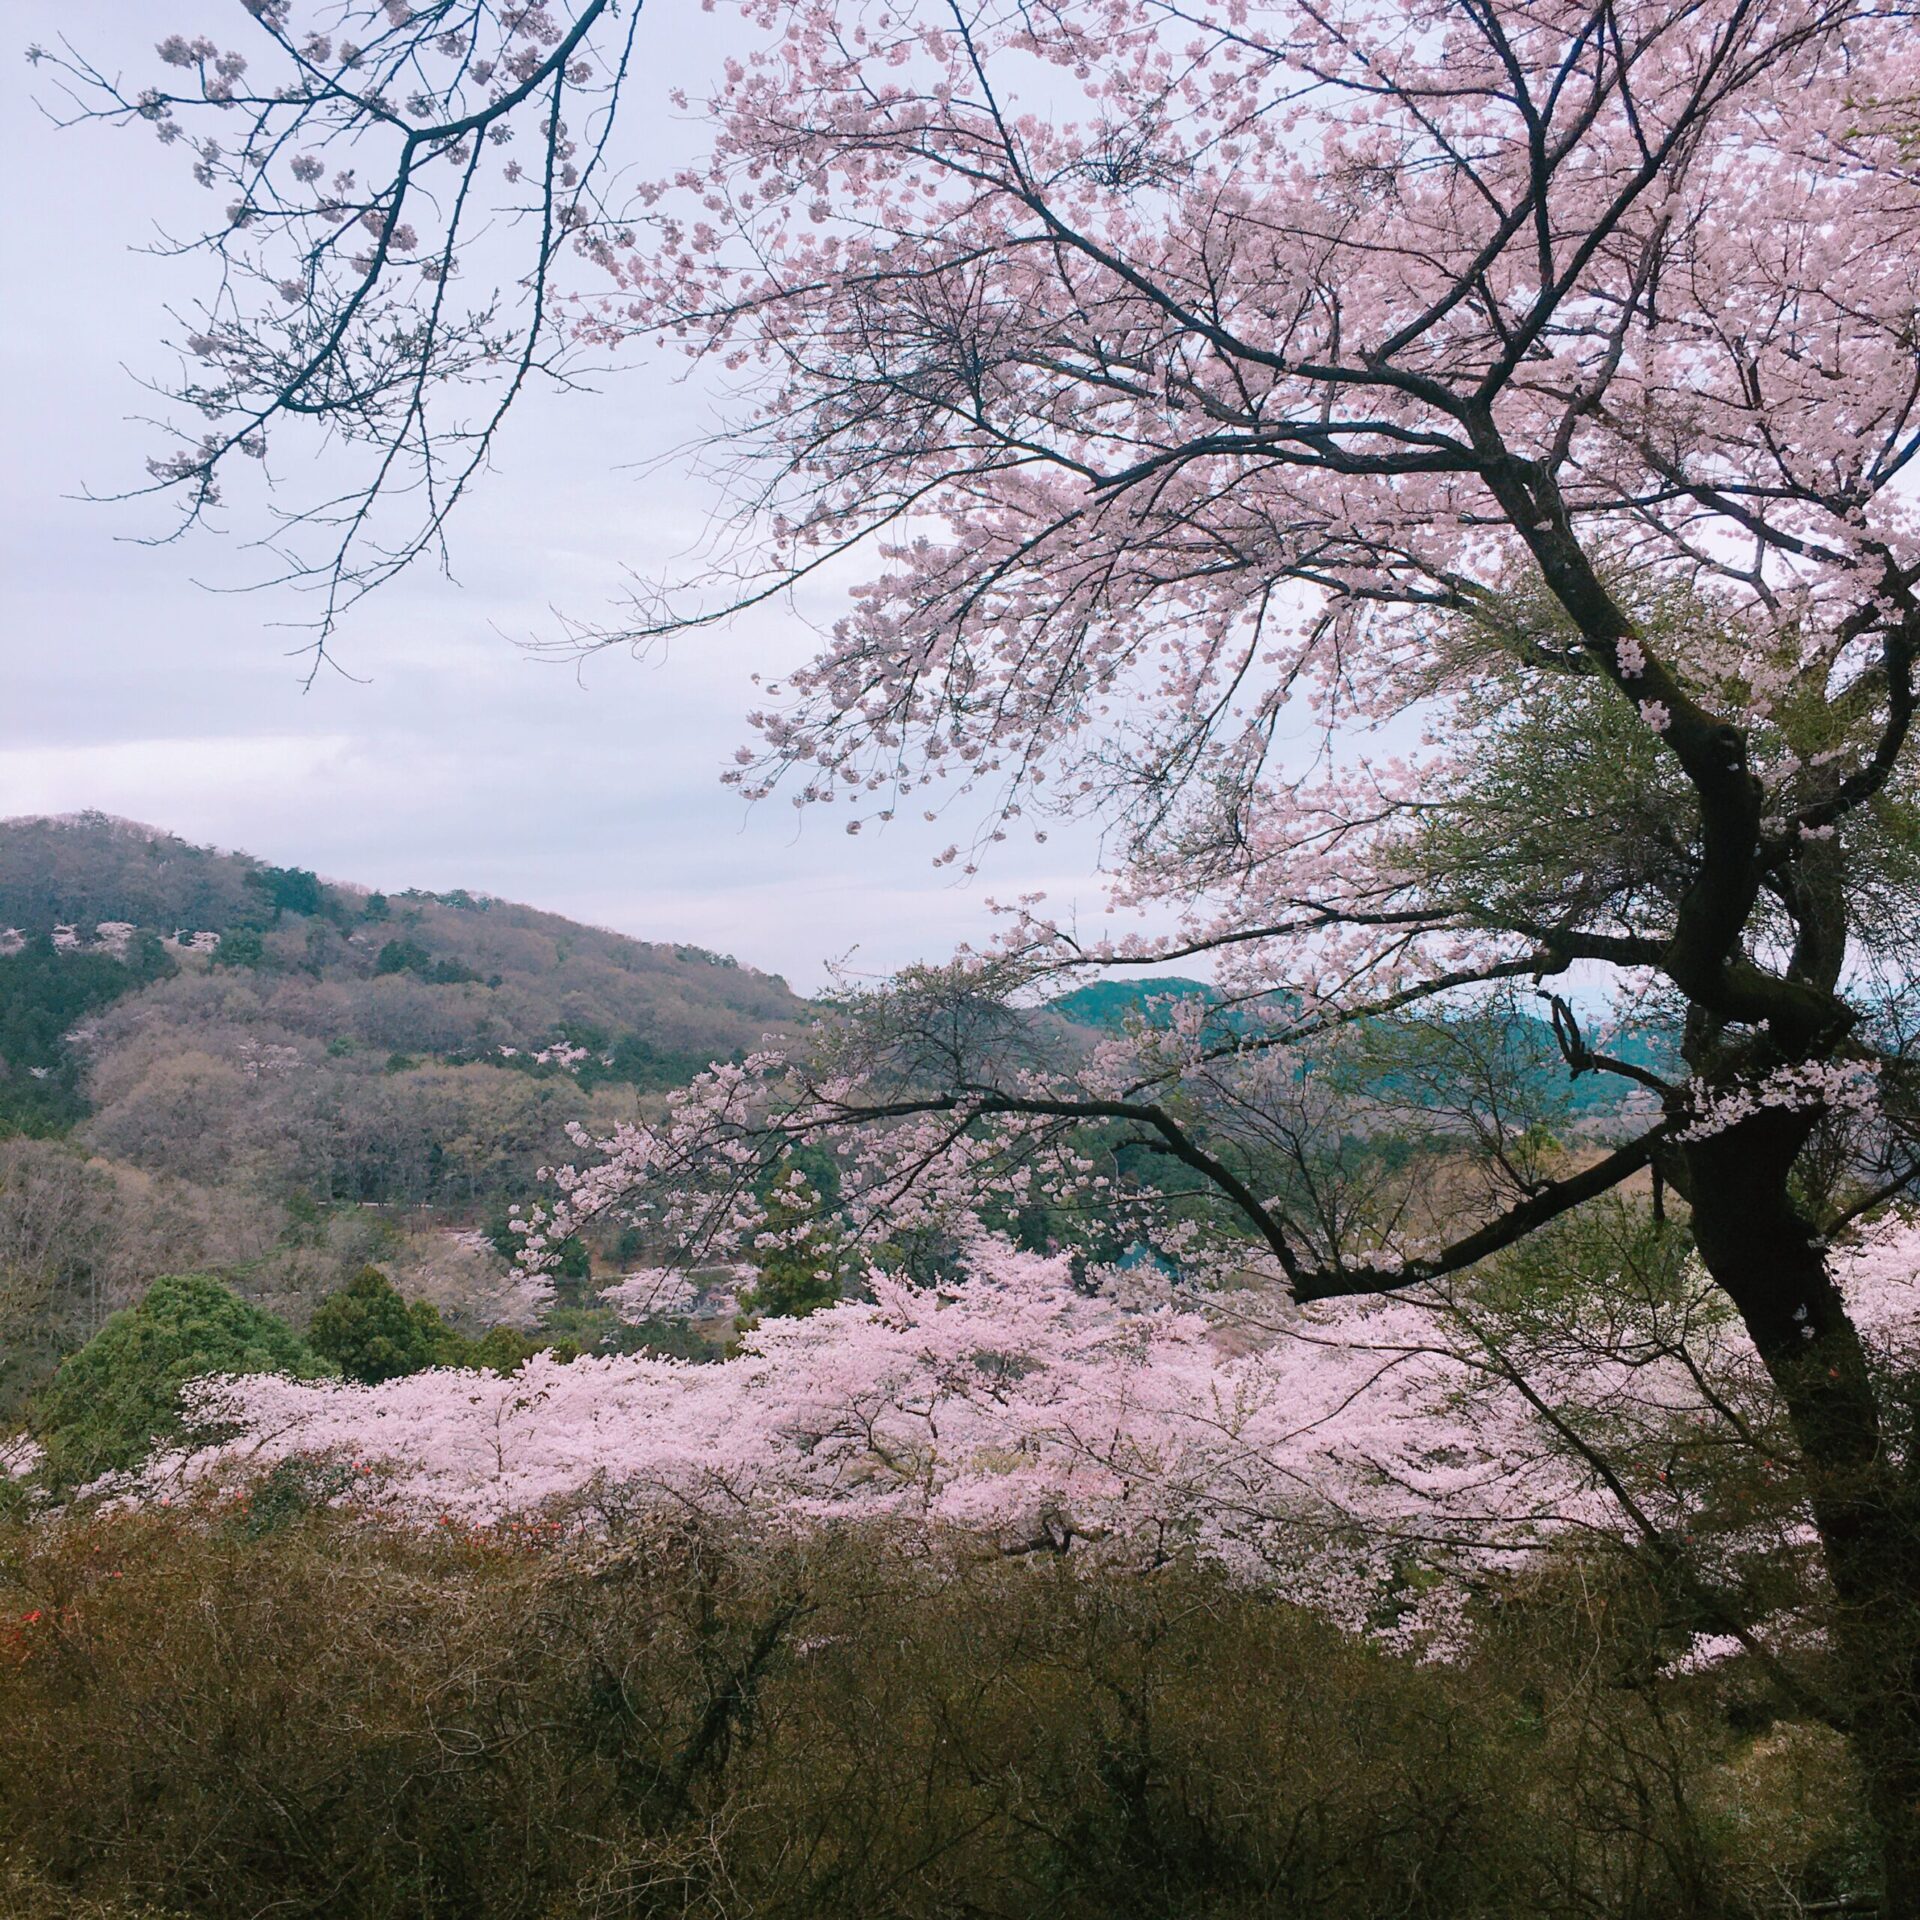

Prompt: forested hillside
xmin=0 ymin=814 xmax=809 ymax=1417
xmin=1 ymin=811 xmax=806 ymax=1133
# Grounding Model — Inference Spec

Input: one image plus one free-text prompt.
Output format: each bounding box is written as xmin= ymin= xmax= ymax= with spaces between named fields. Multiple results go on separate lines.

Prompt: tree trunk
xmin=1687 ymin=1115 xmax=1920 ymax=1919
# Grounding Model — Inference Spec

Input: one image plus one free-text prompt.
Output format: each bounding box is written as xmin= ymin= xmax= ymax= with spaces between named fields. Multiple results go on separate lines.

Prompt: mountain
xmin=1049 ymin=977 xmax=1218 ymax=1030
xmin=1049 ymin=970 xmax=1678 ymax=1120
xmin=0 ymin=813 xmax=821 ymax=1415
xmin=0 ymin=811 xmax=811 ymax=1174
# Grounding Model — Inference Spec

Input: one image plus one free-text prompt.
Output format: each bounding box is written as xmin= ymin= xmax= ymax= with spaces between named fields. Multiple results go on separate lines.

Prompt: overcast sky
xmin=0 ymin=4 xmax=1122 ymax=992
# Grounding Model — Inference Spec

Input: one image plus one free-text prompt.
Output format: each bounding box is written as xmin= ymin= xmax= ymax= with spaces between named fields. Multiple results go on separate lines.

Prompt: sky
xmin=0 ymin=4 xmax=1121 ymax=993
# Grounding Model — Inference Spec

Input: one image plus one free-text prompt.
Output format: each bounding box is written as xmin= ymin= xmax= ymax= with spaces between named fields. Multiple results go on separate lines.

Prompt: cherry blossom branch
xmin=35 ymin=1 xmax=647 ymax=664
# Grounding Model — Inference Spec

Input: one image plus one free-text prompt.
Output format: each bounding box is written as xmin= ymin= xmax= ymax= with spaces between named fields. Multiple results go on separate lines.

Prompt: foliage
xmin=735 ymin=1161 xmax=851 ymax=1329
xmin=29 ymin=1275 xmax=330 ymax=1487
xmin=373 ymin=939 xmax=477 ymax=986
xmin=460 ymin=1323 xmax=567 ymax=1373
xmin=0 ymin=813 xmax=809 ymax=1211
xmin=1 ymin=814 xmax=806 ymax=1080
xmin=208 ymin=928 xmax=268 ymax=971
xmin=0 ymin=1140 xmax=277 ymax=1427
xmin=0 ymin=1503 xmax=1873 ymax=1920
xmin=0 ymin=934 xmax=174 ymax=1138
xmin=243 ymin=865 xmax=329 ymax=922
xmin=306 ymin=1266 xmax=573 ymax=1380
xmin=0 ymin=815 xmax=256 ymax=933
xmin=305 ymin=1267 xmax=465 ymax=1384
xmin=535 ymin=1302 xmax=710 ymax=1363
xmin=574 ymin=1029 xmax=732 ymax=1096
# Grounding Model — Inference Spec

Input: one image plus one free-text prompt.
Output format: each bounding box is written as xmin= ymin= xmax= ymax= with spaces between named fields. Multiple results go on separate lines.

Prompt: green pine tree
xmin=736 ymin=1164 xmax=849 ymax=1332
xmin=305 ymin=1267 xmax=467 ymax=1384
xmin=32 ymin=1273 xmax=330 ymax=1485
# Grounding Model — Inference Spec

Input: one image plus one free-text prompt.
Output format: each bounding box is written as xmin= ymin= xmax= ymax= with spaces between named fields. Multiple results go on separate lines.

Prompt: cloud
xmin=0 ymin=735 xmax=364 ymax=828
xmin=0 ymin=4 xmax=1131 ymax=993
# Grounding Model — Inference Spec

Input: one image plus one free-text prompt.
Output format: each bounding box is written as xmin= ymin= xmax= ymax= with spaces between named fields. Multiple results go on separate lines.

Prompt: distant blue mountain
xmin=1051 ymin=978 xmax=1679 ymax=1117
xmin=1050 ymin=978 xmax=1218 ymax=1030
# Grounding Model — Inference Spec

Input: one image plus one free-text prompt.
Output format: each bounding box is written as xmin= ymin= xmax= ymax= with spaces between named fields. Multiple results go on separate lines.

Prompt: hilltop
xmin=0 ymin=813 xmax=816 ymax=1414
xmin=0 ymin=813 xmax=808 ymax=1133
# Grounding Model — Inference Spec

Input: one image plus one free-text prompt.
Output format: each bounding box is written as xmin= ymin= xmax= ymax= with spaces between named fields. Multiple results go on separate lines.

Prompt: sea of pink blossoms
xmin=119 ymin=1223 xmax=1920 ymax=1635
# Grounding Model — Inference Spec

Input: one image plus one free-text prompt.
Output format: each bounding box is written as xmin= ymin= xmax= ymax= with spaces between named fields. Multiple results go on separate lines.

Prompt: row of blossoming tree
xmin=150 ymin=1221 xmax=1915 ymax=1659
xmin=50 ymin=0 xmax=1920 ymax=1902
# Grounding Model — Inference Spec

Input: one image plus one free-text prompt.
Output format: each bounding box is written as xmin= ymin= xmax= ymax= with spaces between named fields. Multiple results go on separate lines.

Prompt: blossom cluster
xmin=141 ymin=1238 xmax=1588 ymax=1637
xmin=1673 ymin=1060 xmax=1881 ymax=1144
xmin=134 ymin=1216 xmax=1920 ymax=1643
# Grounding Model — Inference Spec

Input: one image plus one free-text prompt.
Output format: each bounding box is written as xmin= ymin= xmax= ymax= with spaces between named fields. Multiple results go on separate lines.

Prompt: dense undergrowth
xmin=0 ymin=1501 xmax=1869 ymax=1919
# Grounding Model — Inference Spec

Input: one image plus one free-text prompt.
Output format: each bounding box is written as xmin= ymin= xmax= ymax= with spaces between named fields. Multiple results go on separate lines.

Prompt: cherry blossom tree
xmin=147 ymin=1215 xmax=1920 ymax=1712
xmin=32 ymin=1 xmax=647 ymax=663
xmin=553 ymin=0 xmax=1920 ymax=1891
xmin=66 ymin=0 xmax=1920 ymax=1897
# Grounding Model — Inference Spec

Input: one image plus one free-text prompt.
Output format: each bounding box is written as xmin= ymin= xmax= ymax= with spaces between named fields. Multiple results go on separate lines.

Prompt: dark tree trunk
xmin=1687 ymin=1114 xmax=1920 ymax=1919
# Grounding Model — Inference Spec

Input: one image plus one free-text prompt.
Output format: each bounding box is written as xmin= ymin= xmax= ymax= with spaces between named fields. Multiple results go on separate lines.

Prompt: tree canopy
xmin=50 ymin=0 xmax=1920 ymax=1905
xmin=306 ymin=1265 xmax=465 ymax=1383
xmin=31 ymin=1273 xmax=330 ymax=1486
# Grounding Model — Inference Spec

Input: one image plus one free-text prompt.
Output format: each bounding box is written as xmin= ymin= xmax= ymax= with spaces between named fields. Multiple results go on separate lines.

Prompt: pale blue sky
xmin=0 ymin=3 xmax=1119 ymax=990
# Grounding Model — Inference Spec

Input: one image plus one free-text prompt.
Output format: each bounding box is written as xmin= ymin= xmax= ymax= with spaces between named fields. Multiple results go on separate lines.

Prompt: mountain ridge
xmin=0 ymin=811 xmax=793 ymax=985
xmin=0 ymin=812 xmax=814 ymax=1145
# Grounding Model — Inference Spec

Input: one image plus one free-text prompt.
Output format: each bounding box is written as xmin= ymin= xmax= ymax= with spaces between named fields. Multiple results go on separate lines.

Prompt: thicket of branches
xmin=41 ymin=0 xmax=1920 ymax=1910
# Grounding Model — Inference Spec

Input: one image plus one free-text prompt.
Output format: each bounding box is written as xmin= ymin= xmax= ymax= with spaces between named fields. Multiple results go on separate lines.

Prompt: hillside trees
xmin=31 ymin=1273 xmax=331 ymax=1486
xmin=0 ymin=1140 xmax=275 ymax=1423
xmin=0 ymin=1144 xmax=125 ymax=1420
xmin=306 ymin=1265 xmax=463 ymax=1382
xmin=0 ymin=816 xmax=261 ymax=934
xmin=0 ymin=818 xmax=807 ymax=1073
xmin=62 ymin=0 xmax=1920 ymax=1904
xmin=78 ymin=1037 xmax=635 ymax=1208
xmin=507 ymin=0 xmax=1920 ymax=1895
xmin=304 ymin=1265 xmax=554 ymax=1379
xmin=0 ymin=932 xmax=177 ymax=1135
